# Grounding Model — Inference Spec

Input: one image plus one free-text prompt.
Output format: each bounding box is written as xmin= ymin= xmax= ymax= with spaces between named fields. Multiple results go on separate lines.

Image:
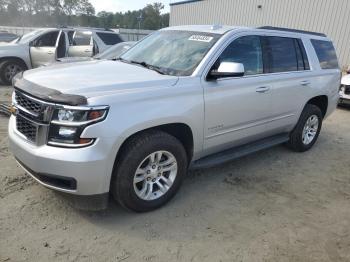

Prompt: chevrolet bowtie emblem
xmin=9 ymin=105 xmax=17 ymax=115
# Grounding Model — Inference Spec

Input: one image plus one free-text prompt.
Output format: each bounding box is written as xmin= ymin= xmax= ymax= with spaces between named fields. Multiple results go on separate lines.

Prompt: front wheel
xmin=0 ymin=59 xmax=26 ymax=85
xmin=287 ymin=104 xmax=323 ymax=152
xmin=111 ymin=130 xmax=188 ymax=212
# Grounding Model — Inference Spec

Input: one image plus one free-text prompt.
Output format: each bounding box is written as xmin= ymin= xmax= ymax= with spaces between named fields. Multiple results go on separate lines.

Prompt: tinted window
xmin=97 ymin=33 xmax=123 ymax=45
xmin=311 ymin=39 xmax=339 ymax=69
xmin=33 ymin=31 xmax=59 ymax=47
xmin=263 ymin=36 xmax=298 ymax=73
xmin=217 ymin=35 xmax=263 ymax=75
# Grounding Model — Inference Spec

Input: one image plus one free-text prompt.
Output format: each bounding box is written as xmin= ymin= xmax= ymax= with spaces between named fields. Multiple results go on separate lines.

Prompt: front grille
xmin=14 ymin=90 xmax=53 ymax=145
xmin=345 ymin=85 xmax=350 ymax=95
xmin=16 ymin=115 xmax=37 ymax=142
xmin=15 ymin=91 xmax=43 ymax=116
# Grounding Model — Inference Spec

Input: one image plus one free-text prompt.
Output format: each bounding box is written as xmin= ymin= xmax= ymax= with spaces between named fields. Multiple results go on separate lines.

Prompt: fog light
xmin=58 ymin=126 xmax=77 ymax=138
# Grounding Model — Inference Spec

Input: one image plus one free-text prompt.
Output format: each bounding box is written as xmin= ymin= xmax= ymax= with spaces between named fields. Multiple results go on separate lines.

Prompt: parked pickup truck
xmin=9 ymin=25 xmax=340 ymax=212
xmin=0 ymin=27 xmax=123 ymax=85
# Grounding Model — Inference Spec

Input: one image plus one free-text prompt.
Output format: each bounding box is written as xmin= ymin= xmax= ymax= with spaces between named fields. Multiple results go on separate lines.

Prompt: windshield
xmin=94 ymin=42 xmax=134 ymax=60
xmin=16 ymin=29 xmax=44 ymax=44
xmin=120 ymin=30 xmax=221 ymax=76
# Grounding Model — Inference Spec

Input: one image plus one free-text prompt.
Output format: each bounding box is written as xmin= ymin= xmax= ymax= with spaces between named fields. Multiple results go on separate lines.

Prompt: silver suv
xmin=9 ymin=25 xmax=340 ymax=212
xmin=0 ymin=27 xmax=123 ymax=85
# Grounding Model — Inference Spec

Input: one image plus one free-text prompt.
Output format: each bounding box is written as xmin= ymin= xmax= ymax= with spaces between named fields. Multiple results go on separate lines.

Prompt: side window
xmin=311 ymin=39 xmax=339 ymax=69
xmin=216 ymin=35 xmax=263 ymax=76
xmin=33 ymin=31 xmax=59 ymax=47
xmin=263 ymin=36 xmax=298 ymax=73
xmin=96 ymin=33 xmax=123 ymax=45
xmin=70 ymin=31 xmax=92 ymax=46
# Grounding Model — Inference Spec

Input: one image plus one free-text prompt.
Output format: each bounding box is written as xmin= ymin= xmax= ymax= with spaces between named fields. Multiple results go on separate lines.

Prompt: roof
xmin=162 ymin=25 xmax=329 ymax=38
xmin=162 ymin=25 xmax=247 ymax=35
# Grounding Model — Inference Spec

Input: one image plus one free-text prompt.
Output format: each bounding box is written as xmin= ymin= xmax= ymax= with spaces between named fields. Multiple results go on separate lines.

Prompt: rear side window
xmin=311 ymin=40 xmax=339 ymax=69
xmin=262 ymin=36 xmax=310 ymax=73
xmin=263 ymin=36 xmax=298 ymax=73
xmin=96 ymin=33 xmax=123 ymax=45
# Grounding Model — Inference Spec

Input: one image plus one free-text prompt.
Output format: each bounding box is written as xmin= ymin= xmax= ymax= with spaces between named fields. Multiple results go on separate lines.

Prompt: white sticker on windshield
xmin=188 ymin=35 xmax=214 ymax=42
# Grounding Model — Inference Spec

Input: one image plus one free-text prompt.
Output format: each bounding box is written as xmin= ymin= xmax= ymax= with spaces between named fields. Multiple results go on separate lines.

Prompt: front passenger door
xmin=30 ymin=30 xmax=60 ymax=67
xmin=202 ymin=35 xmax=272 ymax=154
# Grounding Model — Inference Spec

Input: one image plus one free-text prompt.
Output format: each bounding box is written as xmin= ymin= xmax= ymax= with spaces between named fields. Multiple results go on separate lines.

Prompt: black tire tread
xmin=111 ymin=130 xmax=187 ymax=212
xmin=287 ymin=104 xmax=323 ymax=152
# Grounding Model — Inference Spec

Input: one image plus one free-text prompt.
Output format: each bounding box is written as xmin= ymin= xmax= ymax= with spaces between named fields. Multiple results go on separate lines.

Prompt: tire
xmin=0 ymin=59 xmax=26 ymax=85
xmin=287 ymin=104 xmax=323 ymax=152
xmin=111 ymin=130 xmax=188 ymax=212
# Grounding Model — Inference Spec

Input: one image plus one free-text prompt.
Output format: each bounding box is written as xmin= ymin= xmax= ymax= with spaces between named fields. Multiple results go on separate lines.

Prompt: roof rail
xmin=258 ymin=26 xmax=327 ymax=37
xmin=59 ymin=26 xmax=114 ymax=32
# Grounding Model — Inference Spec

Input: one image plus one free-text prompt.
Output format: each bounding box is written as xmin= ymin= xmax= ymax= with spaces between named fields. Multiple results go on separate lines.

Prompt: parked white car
xmin=9 ymin=25 xmax=340 ymax=212
xmin=339 ymin=74 xmax=350 ymax=105
xmin=53 ymin=41 xmax=135 ymax=65
xmin=0 ymin=27 xmax=123 ymax=85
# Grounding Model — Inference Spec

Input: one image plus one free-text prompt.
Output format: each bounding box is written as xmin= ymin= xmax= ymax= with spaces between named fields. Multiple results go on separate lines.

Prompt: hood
xmin=341 ymin=74 xmax=350 ymax=86
xmin=22 ymin=60 xmax=179 ymax=98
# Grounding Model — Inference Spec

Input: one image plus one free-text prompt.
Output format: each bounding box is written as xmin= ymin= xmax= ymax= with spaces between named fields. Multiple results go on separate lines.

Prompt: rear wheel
xmin=0 ymin=59 xmax=26 ymax=85
xmin=287 ymin=104 xmax=323 ymax=152
xmin=111 ymin=130 xmax=188 ymax=212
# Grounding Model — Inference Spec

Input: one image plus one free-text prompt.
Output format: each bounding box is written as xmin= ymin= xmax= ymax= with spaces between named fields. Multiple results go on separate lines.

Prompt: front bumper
xmin=339 ymin=92 xmax=350 ymax=105
xmin=8 ymin=115 xmax=115 ymax=196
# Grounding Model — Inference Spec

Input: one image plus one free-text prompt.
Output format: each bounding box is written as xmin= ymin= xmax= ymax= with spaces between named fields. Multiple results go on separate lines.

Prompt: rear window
xmin=311 ymin=40 xmax=339 ymax=69
xmin=97 ymin=33 xmax=123 ymax=45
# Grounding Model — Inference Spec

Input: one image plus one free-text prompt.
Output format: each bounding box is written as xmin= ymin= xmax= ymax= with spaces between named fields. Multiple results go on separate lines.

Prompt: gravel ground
xmin=1 ymin=85 xmax=350 ymax=262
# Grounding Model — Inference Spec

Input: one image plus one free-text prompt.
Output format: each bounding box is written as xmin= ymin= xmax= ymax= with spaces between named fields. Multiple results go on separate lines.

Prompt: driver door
xmin=30 ymin=30 xmax=60 ymax=68
xmin=202 ymin=35 xmax=273 ymax=154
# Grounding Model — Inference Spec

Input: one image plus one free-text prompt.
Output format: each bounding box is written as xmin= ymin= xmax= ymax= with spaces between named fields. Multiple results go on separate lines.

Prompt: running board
xmin=190 ymin=134 xmax=290 ymax=169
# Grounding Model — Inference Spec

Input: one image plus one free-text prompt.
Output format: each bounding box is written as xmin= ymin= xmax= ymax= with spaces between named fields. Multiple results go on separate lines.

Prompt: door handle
xmin=256 ymin=86 xmax=270 ymax=93
xmin=84 ymin=49 xmax=91 ymax=53
xmin=301 ymin=80 xmax=311 ymax=86
xmin=47 ymin=51 xmax=54 ymax=55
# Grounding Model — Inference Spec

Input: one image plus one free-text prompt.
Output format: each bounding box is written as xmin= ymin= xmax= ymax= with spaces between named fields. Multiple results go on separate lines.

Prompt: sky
xmin=89 ymin=0 xmax=171 ymax=14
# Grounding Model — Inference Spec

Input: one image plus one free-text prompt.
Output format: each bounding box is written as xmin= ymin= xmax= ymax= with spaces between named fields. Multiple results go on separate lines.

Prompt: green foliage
xmin=0 ymin=1 xmax=169 ymax=29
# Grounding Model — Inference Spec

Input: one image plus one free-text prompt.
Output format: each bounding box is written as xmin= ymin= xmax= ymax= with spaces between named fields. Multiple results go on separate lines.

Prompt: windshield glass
xmin=16 ymin=29 xmax=45 ymax=44
xmin=120 ymin=30 xmax=221 ymax=76
xmin=95 ymin=42 xmax=134 ymax=60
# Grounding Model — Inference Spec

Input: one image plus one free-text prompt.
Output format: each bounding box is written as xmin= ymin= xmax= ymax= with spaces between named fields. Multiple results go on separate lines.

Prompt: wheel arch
xmin=0 ymin=56 xmax=29 ymax=70
xmin=114 ymin=123 xmax=195 ymax=167
xmin=306 ymin=95 xmax=328 ymax=118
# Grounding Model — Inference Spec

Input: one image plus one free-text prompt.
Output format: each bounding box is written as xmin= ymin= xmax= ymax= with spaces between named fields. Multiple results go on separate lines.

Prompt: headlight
xmin=48 ymin=106 xmax=109 ymax=148
xmin=339 ymin=85 xmax=345 ymax=94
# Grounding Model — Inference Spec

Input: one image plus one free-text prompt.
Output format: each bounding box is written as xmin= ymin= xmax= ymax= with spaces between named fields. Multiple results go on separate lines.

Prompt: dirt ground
xmin=1 ymin=86 xmax=350 ymax=262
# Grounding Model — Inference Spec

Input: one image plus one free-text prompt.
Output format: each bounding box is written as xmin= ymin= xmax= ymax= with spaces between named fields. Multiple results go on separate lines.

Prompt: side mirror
xmin=208 ymin=62 xmax=245 ymax=80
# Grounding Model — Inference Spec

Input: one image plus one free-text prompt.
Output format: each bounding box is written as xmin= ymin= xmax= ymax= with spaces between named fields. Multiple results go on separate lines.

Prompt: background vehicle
xmin=51 ymin=41 xmax=135 ymax=65
xmin=0 ymin=27 xmax=123 ymax=85
xmin=0 ymin=31 xmax=18 ymax=43
xmin=9 ymin=25 xmax=340 ymax=212
xmin=339 ymin=74 xmax=350 ymax=105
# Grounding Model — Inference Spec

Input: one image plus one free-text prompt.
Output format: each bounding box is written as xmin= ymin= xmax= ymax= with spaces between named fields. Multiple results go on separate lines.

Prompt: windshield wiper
xmin=129 ymin=60 xmax=165 ymax=75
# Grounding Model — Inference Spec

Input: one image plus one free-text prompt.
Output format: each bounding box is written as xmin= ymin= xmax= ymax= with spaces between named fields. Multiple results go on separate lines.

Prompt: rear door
xmin=261 ymin=36 xmax=313 ymax=134
xmin=68 ymin=30 xmax=93 ymax=57
xmin=30 ymin=30 xmax=60 ymax=67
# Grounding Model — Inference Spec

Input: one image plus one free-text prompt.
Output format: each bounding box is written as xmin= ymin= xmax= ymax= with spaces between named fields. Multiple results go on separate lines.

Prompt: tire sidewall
xmin=296 ymin=105 xmax=323 ymax=151
xmin=113 ymin=133 xmax=187 ymax=212
xmin=0 ymin=60 xmax=25 ymax=85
